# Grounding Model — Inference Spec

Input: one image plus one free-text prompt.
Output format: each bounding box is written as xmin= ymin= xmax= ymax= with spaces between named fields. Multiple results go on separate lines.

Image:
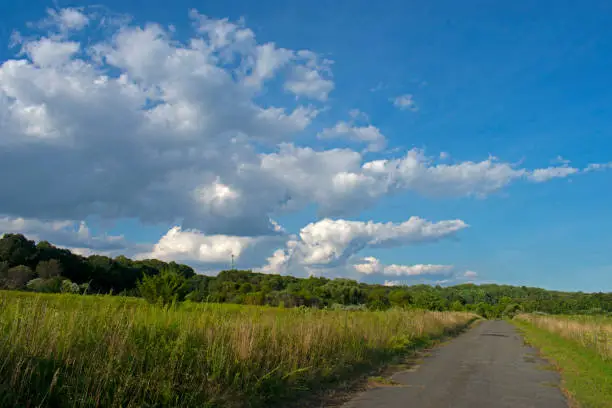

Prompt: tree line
xmin=1 ymin=233 xmax=611 ymax=317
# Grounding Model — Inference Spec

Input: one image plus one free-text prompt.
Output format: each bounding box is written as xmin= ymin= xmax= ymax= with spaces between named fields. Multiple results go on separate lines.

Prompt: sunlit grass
xmin=0 ymin=291 xmax=475 ymax=407
xmin=515 ymin=314 xmax=612 ymax=360
xmin=513 ymin=315 xmax=612 ymax=408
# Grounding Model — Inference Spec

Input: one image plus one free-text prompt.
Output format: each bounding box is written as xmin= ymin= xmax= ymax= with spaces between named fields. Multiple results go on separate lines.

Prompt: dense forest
xmin=1 ymin=233 xmax=611 ymax=318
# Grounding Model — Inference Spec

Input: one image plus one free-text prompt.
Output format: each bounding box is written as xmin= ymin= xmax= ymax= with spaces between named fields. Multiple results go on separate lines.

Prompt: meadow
xmin=515 ymin=313 xmax=612 ymax=360
xmin=514 ymin=314 xmax=612 ymax=407
xmin=0 ymin=291 xmax=475 ymax=408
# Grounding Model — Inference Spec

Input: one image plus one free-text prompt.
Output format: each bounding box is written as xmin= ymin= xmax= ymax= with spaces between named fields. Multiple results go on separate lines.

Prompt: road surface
xmin=341 ymin=320 xmax=567 ymax=408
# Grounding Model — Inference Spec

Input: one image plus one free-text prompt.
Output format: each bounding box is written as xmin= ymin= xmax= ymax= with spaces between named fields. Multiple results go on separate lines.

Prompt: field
xmin=515 ymin=314 xmax=612 ymax=360
xmin=513 ymin=314 xmax=612 ymax=407
xmin=0 ymin=291 xmax=475 ymax=408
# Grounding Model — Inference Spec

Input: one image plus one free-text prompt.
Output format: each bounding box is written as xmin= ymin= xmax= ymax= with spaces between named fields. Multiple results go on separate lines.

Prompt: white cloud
xmin=585 ymin=162 xmax=612 ymax=172
xmin=0 ymin=216 xmax=128 ymax=251
xmin=285 ymin=66 xmax=334 ymax=101
xmin=135 ymin=222 xmax=288 ymax=272
xmin=23 ymin=38 xmax=80 ymax=67
xmin=254 ymin=147 xmax=543 ymax=219
xmin=0 ymin=9 xmax=332 ymax=236
xmin=244 ymin=43 xmax=294 ymax=87
xmin=44 ymin=8 xmax=90 ymax=32
xmin=259 ymin=216 xmax=467 ymax=276
xmin=527 ymin=166 xmax=580 ymax=182
xmin=142 ymin=226 xmax=256 ymax=263
xmin=463 ymin=270 xmax=478 ymax=278
xmin=318 ymin=121 xmax=386 ymax=152
xmin=297 ymin=217 xmax=467 ymax=266
xmin=284 ymin=51 xmax=334 ymax=101
xmin=354 ymin=256 xmax=453 ymax=276
xmin=392 ymin=94 xmax=418 ymax=111
xmin=361 ymin=150 xmax=527 ymax=198
xmin=1 ymin=7 xmax=610 ymax=247
xmin=526 ymin=161 xmax=612 ymax=182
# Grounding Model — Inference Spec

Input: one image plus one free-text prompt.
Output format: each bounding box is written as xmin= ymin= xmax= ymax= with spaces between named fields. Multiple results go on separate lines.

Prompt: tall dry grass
xmin=515 ymin=313 xmax=612 ymax=360
xmin=0 ymin=291 xmax=475 ymax=407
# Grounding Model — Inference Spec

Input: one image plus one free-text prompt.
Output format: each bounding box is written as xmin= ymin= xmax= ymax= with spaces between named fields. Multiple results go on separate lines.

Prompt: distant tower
xmin=231 ymin=254 xmax=235 ymax=270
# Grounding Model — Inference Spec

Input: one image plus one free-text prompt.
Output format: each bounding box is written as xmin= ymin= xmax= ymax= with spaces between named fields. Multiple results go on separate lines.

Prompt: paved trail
xmin=342 ymin=320 xmax=567 ymax=408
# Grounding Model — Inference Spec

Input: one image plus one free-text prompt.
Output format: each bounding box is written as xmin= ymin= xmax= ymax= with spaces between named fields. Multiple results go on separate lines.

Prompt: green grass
xmin=513 ymin=319 xmax=612 ymax=408
xmin=515 ymin=314 xmax=612 ymax=360
xmin=0 ymin=291 xmax=475 ymax=407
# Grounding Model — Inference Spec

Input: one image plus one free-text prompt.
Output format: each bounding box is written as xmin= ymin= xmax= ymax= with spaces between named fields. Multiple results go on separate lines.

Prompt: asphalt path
xmin=341 ymin=320 xmax=567 ymax=408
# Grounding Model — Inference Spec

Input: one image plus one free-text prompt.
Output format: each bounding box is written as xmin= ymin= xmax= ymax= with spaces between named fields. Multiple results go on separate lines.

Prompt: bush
xmin=26 ymin=277 xmax=63 ymax=293
xmin=36 ymin=259 xmax=63 ymax=279
xmin=4 ymin=265 xmax=34 ymax=289
xmin=61 ymin=279 xmax=81 ymax=294
xmin=137 ymin=268 xmax=188 ymax=306
xmin=502 ymin=303 xmax=522 ymax=318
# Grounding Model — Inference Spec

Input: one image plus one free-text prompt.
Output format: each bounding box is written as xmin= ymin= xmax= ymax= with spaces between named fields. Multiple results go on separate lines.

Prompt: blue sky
xmin=1 ymin=0 xmax=611 ymax=291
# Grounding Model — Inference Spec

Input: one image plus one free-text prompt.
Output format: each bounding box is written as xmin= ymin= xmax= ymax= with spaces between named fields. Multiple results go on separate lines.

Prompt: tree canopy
xmin=1 ymin=233 xmax=611 ymax=318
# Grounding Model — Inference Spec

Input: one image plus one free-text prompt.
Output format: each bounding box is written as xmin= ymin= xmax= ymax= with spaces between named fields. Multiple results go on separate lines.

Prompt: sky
xmin=1 ymin=0 xmax=611 ymax=291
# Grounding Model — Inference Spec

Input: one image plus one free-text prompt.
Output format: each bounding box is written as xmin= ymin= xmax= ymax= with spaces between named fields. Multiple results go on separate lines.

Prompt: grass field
xmin=513 ymin=314 xmax=612 ymax=408
xmin=515 ymin=314 xmax=612 ymax=360
xmin=0 ymin=291 xmax=475 ymax=407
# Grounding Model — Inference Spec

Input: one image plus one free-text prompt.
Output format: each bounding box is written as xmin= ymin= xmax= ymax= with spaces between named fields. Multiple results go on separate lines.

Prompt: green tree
xmin=4 ymin=265 xmax=35 ymax=289
xmin=451 ymin=300 xmax=465 ymax=311
xmin=0 ymin=234 xmax=36 ymax=267
xmin=36 ymin=259 xmax=63 ymax=279
xmin=137 ymin=269 xmax=188 ymax=306
xmin=0 ymin=261 xmax=8 ymax=281
xmin=389 ymin=289 xmax=412 ymax=307
xmin=502 ymin=303 xmax=522 ymax=318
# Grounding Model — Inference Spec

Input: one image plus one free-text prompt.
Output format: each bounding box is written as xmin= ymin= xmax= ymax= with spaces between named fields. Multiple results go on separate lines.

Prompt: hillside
xmin=1 ymin=233 xmax=611 ymax=317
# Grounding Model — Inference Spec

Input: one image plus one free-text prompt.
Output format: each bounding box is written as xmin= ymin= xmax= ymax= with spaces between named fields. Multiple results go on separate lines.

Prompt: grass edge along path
xmin=512 ymin=319 xmax=612 ymax=408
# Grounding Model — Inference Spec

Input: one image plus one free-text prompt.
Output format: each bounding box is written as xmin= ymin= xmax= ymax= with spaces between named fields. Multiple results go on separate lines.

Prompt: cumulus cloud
xmin=284 ymin=51 xmax=334 ymax=101
xmin=285 ymin=66 xmax=334 ymax=101
xmin=527 ymin=166 xmax=580 ymax=182
xmin=526 ymin=162 xmax=612 ymax=182
xmin=0 ymin=216 xmax=129 ymax=251
xmin=143 ymin=226 xmax=256 ymax=264
xmin=259 ymin=216 xmax=468 ymax=276
xmin=319 ymin=118 xmax=386 ymax=152
xmin=392 ymin=94 xmax=418 ymax=111
xmin=0 ymin=8 xmax=332 ymax=236
xmin=23 ymin=38 xmax=80 ymax=67
xmin=353 ymin=256 xmax=453 ymax=276
xmin=1 ymin=6 xmax=610 ymax=248
xmin=136 ymin=221 xmax=287 ymax=272
xmin=40 ymin=8 xmax=90 ymax=32
xmin=361 ymin=150 xmax=526 ymax=198
xmin=463 ymin=270 xmax=478 ymax=278
xmin=255 ymin=147 xmax=582 ymax=219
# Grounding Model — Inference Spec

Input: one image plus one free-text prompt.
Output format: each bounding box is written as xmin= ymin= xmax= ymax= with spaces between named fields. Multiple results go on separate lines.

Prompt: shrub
xmin=137 ymin=268 xmax=188 ymax=306
xmin=36 ymin=259 xmax=63 ymax=279
xmin=61 ymin=279 xmax=81 ymax=294
xmin=4 ymin=265 xmax=34 ymax=289
xmin=26 ymin=277 xmax=63 ymax=293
